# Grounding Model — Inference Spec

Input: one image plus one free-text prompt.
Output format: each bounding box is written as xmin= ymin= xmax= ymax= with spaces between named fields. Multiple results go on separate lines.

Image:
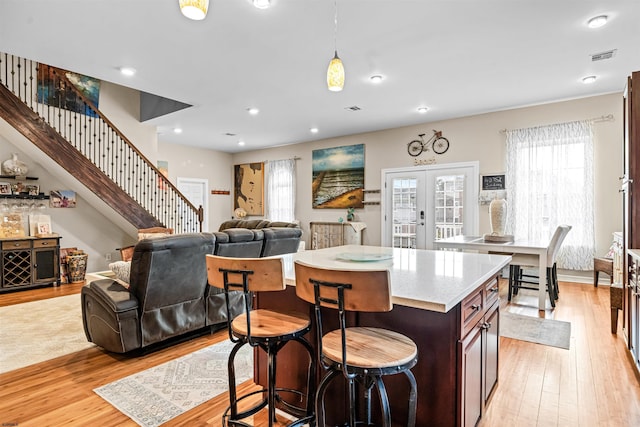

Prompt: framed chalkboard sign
xmin=481 ymin=173 xmax=506 ymax=191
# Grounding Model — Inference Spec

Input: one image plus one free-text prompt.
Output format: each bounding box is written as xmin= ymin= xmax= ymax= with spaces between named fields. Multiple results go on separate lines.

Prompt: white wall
xmin=157 ymin=142 xmax=233 ymax=232
xmin=233 ymin=93 xmax=623 ymax=266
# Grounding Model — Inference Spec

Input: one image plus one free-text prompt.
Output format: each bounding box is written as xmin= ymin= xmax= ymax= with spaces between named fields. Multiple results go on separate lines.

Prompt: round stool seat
xmin=322 ymin=327 xmax=418 ymax=369
xmin=231 ymin=309 xmax=311 ymax=338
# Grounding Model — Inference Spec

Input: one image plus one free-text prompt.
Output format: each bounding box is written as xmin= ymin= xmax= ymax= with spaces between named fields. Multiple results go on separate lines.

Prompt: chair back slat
xmin=294 ymin=262 xmax=392 ymax=312
xmin=206 ymin=255 xmax=285 ymax=292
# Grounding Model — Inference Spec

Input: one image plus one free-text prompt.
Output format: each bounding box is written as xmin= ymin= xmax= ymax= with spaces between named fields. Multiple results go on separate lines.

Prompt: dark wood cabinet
xmin=623 ymin=70 xmax=640 ymax=375
xmin=459 ymin=278 xmax=500 ymax=427
xmin=1 ymin=237 xmax=60 ymax=292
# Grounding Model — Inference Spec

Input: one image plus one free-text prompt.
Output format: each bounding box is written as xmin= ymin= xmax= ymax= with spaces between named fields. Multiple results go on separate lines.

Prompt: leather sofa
xmin=81 ymin=225 xmax=301 ymax=353
xmin=217 ymin=219 xmax=302 ymax=257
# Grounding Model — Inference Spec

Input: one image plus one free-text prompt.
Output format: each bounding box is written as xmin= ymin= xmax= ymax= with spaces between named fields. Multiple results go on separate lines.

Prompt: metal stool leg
xmin=405 ymin=369 xmax=418 ymax=427
xmin=315 ymin=368 xmax=341 ymax=427
xmin=374 ymin=376 xmax=391 ymax=427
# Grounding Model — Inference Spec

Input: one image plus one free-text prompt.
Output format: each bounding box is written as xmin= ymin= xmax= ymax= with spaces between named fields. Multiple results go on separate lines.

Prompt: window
xmin=506 ymin=121 xmax=594 ymax=270
xmin=266 ymin=159 xmax=296 ymax=222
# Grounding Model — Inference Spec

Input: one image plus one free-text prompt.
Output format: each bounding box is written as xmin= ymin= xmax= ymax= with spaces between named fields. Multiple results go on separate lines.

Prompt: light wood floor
xmin=1 ymin=280 xmax=640 ymax=426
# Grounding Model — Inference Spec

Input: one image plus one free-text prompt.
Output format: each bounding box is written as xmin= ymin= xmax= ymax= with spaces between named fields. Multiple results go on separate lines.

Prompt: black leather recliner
xmin=81 ymin=233 xmax=243 ymax=353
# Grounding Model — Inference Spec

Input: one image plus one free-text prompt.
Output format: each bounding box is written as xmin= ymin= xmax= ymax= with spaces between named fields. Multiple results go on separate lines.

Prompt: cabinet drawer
xmin=485 ymin=277 xmax=500 ymax=308
xmin=461 ymin=286 xmax=484 ymax=338
xmin=2 ymin=240 xmax=30 ymax=250
xmin=33 ymin=239 xmax=57 ymax=248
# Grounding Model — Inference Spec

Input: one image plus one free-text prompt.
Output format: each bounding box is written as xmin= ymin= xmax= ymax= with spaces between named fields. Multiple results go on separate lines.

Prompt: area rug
xmin=501 ymin=311 xmax=571 ymax=350
xmin=94 ymin=340 xmax=252 ymax=427
xmin=0 ymin=293 xmax=94 ymax=373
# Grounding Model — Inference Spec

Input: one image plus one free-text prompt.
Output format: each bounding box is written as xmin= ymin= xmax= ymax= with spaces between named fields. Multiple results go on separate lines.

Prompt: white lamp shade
xmin=327 ymin=51 xmax=345 ymax=92
xmin=179 ymin=0 xmax=209 ymax=20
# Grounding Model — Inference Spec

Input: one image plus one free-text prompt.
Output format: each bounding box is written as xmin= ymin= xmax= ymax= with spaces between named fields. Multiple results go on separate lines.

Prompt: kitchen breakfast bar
xmin=254 ymin=245 xmax=511 ymax=426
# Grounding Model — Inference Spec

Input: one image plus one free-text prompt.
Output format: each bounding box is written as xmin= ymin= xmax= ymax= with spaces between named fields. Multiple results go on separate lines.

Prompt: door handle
xmin=420 ymin=210 xmax=425 ymax=219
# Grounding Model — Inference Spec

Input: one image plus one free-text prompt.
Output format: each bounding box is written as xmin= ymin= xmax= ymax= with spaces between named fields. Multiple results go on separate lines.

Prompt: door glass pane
xmin=435 ymin=174 xmax=465 ymax=240
xmin=391 ymin=178 xmax=417 ymax=248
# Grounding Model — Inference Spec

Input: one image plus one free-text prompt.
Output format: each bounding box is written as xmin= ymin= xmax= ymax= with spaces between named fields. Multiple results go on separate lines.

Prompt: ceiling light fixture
xmin=327 ymin=0 xmax=345 ymax=92
xmin=238 ymin=141 xmax=246 ymax=146
xmin=582 ymin=75 xmax=597 ymax=84
xmin=119 ymin=67 xmax=136 ymax=76
xmin=247 ymin=107 xmax=260 ymax=115
xmin=179 ymin=0 xmax=209 ymax=20
xmin=417 ymin=107 xmax=429 ymax=113
xmin=310 ymin=127 xmax=319 ymax=133
xmin=587 ymin=15 xmax=608 ymax=29
xmin=253 ymin=0 xmax=270 ymax=9
xmin=370 ymin=75 xmax=383 ymax=84
xmin=173 ymin=128 xmax=183 ymax=134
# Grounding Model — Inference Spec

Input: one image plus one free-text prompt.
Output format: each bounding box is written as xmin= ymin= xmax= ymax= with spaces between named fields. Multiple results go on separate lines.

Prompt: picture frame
xmin=50 ymin=190 xmax=77 ymax=208
xmin=480 ymin=173 xmax=506 ymax=191
xmin=233 ymin=163 xmax=264 ymax=216
xmin=0 ymin=182 xmax=11 ymax=195
xmin=312 ymin=144 xmax=365 ymax=209
xmin=25 ymin=184 xmax=39 ymax=196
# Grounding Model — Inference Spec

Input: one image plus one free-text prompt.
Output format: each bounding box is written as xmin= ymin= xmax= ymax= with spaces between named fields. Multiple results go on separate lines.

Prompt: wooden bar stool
xmin=206 ymin=255 xmax=316 ymax=427
xmin=294 ymin=262 xmax=418 ymax=427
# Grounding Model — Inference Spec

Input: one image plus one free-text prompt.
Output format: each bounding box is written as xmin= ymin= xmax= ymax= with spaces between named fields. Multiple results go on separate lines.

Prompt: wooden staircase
xmin=0 ymin=53 xmax=202 ymax=232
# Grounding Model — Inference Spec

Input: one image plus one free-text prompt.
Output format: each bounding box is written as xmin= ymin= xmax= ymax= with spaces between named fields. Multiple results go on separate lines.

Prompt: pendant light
xmin=179 ymin=0 xmax=209 ymax=21
xmin=327 ymin=0 xmax=345 ymax=92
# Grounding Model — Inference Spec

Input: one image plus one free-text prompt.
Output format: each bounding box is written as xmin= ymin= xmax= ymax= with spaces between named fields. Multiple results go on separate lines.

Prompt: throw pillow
xmin=109 ymin=261 xmax=131 ymax=285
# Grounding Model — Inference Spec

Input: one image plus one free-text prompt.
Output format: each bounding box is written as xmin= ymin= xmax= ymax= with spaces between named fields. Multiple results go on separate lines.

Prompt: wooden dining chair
xmin=294 ymin=261 xmax=418 ymax=427
xmin=509 ymin=225 xmax=572 ymax=307
xmin=206 ymin=255 xmax=316 ymax=427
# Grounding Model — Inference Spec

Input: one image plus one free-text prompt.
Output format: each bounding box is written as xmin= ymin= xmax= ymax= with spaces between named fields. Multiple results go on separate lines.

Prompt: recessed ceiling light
xmin=238 ymin=141 xmax=246 ymax=146
xmin=247 ymin=107 xmax=260 ymax=115
xmin=587 ymin=15 xmax=608 ymax=29
xmin=417 ymin=107 xmax=429 ymax=113
xmin=173 ymin=128 xmax=183 ymax=134
xmin=370 ymin=75 xmax=384 ymax=84
xmin=253 ymin=0 xmax=270 ymax=9
xmin=119 ymin=67 xmax=136 ymax=76
xmin=582 ymin=75 xmax=597 ymax=84
xmin=310 ymin=127 xmax=319 ymax=134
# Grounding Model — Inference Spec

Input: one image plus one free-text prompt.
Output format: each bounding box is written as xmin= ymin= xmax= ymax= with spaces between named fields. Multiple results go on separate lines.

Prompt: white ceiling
xmin=1 ymin=0 xmax=638 ymax=153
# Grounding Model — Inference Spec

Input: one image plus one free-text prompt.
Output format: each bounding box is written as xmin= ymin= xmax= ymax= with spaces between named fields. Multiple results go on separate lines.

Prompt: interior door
xmin=177 ymin=177 xmax=209 ymax=231
xmin=382 ymin=162 xmax=478 ymax=249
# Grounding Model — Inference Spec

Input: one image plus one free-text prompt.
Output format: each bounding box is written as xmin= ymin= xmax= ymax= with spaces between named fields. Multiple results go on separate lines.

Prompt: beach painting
xmin=312 ymin=144 xmax=365 ymax=209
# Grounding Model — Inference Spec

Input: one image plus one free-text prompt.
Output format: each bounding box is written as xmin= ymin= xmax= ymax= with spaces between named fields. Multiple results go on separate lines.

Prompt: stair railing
xmin=0 ymin=52 xmax=202 ymax=232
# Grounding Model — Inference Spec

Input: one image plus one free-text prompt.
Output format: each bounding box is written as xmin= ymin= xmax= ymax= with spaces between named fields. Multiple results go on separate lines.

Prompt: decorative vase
xmin=2 ymin=153 xmax=28 ymax=176
xmin=67 ymin=253 xmax=88 ymax=283
xmin=489 ymin=198 xmax=507 ymax=236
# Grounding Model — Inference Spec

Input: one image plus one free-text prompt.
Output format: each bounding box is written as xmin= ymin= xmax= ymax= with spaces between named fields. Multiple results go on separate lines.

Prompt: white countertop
xmin=281 ymin=245 xmax=511 ymax=313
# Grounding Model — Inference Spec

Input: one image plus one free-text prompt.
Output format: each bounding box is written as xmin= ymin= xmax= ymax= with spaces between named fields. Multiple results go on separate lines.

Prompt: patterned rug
xmin=0 ymin=293 xmax=94 ymax=374
xmin=501 ymin=311 xmax=572 ymax=349
xmin=94 ymin=340 xmax=253 ymax=427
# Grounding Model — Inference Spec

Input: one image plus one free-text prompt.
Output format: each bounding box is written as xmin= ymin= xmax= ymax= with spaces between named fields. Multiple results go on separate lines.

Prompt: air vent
xmin=591 ymin=49 xmax=617 ymax=62
xmin=345 ymin=105 xmax=362 ymax=111
xmin=224 ymin=132 xmax=237 ymax=136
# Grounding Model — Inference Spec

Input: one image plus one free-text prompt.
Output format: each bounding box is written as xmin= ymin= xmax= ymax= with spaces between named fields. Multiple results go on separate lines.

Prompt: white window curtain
xmin=505 ymin=120 xmax=594 ymax=270
xmin=266 ymin=159 xmax=296 ymax=222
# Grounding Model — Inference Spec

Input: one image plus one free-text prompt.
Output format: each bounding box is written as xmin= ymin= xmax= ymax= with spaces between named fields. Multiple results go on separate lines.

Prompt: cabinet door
xmin=460 ymin=323 xmax=483 ymax=427
xmin=2 ymin=249 xmax=32 ymax=288
xmin=630 ymin=259 xmax=640 ymax=368
xmin=484 ymin=303 xmax=500 ymax=403
xmin=33 ymin=248 xmax=59 ymax=284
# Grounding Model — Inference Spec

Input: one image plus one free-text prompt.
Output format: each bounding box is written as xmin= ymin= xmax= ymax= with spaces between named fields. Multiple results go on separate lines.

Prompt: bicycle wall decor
xmin=407 ymin=130 xmax=450 ymax=156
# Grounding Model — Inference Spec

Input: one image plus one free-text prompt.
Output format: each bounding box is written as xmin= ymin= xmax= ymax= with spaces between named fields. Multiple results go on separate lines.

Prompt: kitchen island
xmin=254 ymin=245 xmax=511 ymax=426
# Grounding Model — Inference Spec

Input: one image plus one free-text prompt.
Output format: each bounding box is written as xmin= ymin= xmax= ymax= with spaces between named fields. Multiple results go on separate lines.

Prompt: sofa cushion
xmin=219 ymin=219 xmax=271 ymax=231
xmin=223 ymin=228 xmax=258 ymax=243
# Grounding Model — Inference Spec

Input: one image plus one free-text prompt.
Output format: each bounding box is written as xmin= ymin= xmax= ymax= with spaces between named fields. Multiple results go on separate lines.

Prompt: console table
xmin=310 ymin=221 xmax=366 ymax=249
xmin=0 ymin=236 xmax=61 ymax=292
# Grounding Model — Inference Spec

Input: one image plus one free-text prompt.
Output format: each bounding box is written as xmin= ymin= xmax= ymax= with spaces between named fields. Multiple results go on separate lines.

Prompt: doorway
xmin=177 ymin=177 xmax=209 ymax=232
xmin=381 ymin=162 xmax=479 ymax=249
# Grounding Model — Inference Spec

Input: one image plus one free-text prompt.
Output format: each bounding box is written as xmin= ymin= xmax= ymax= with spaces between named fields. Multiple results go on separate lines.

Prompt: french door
xmin=177 ymin=177 xmax=209 ymax=231
xmin=382 ymin=162 xmax=479 ymax=249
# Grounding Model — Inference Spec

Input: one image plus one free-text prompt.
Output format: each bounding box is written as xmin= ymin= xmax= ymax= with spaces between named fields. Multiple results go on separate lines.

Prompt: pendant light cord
xmin=333 ymin=0 xmax=338 ymax=53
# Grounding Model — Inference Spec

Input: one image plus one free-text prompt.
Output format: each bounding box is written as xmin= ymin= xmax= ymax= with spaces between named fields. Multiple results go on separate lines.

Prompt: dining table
xmin=434 ymin=235 xmax=552 ymax=310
